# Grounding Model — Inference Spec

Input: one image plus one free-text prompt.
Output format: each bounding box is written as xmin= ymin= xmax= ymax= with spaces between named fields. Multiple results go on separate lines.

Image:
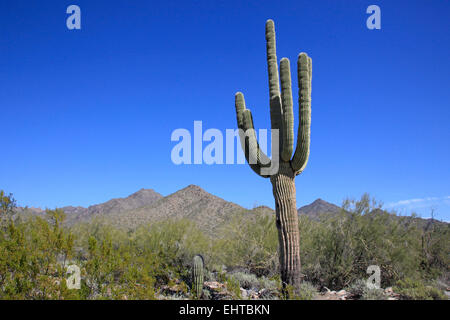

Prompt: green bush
xmin=285 ymin=281 xmax=318 ymax=300
xmin=229 ymin=271 xmax=278 ymax=291
xmin=298 ymin=194 xmax=448 ymax=290
xmin=347 ymin=279 xmax=368 ymax=298
xmin=213 ymin=211 xmax=278 ymax=277
xmin=230 ymin=272 xmax=259 ymax=290
xmin=394 ymin=278 xmax=447 ymax=300
xmin=225 ymin=276 xmax=241 ymax=299
xmin=361 ymin=288 xmax=387 ymax=300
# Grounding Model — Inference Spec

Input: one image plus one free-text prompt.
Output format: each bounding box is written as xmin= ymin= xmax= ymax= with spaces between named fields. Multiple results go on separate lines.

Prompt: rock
xmin=384 ymin=287 xmax=393 ymax=295
xmin=204 ymin=281 xmax=233 ymax=300
xmin=383 ymin=287 xmax=400 ymax=300
xmin=205 ymin=281 xmax=225 ymax=290
xmin=248 ymin=290 xmax=259 ymax=300
xmin=210 ymin=290 xmax=233 ymax=300
xmin=258 ymin=288 xmax=277 ymax=300
xmin=159 ymin=284 xmax=185 ymax=295
xmin=240 ymin=288 xmax=248 ymax=299
xmin=316 ymin=292 xmax=341 ymax=300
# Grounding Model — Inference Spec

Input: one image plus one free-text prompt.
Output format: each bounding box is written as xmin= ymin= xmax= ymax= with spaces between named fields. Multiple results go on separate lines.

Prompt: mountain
xmin=19 ymin=186 xmax=443 ymax=236
xmin=18 ymin=187 xmax=343 ymax=233
xmin=297 ymin=198 xmax=341 ymax=220
xmin=58 ymin=188 xmax=163 ymax=225
xmin=104 ymin=185 xmax=245 ymax=234
xmin=64 ymin=187 xmax=342 ymax=232
xmin=82 ymin=188 xmax=162 ymax=214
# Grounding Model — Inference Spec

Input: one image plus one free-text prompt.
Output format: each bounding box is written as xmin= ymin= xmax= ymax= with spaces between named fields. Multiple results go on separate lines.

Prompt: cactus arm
xmin=265 ymin=19 xmax=280 ymax=101
xmin=242 ymin=109 xmax=272 ymax=167
xmin=266 ymin=20 xmax=283 ymax=147
xmin=291 ymin=53 xmax=312 ymax=175
xmin=280 ymin=58 xmax=294 ymax=161
xmin=234 ymin=92 xmax=271 ymax=178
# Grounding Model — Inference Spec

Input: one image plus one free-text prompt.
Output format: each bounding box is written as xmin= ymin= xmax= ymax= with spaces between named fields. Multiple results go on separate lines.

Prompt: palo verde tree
xmin=0 ymin=190 xmax=16 ymax=216
xmin=233 ymin=20 xmax=312 ymax=292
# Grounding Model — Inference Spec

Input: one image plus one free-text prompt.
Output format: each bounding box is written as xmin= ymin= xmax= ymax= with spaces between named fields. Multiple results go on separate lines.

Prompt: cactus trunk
xmin=192 ymin=255 xmax=204 ymax=298
xmin=271 ymin=162 xmax=302 ymax=290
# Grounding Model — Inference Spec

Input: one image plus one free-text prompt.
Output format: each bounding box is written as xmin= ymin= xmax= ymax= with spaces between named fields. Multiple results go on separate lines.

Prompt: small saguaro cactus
xmin=233 ymin=20 xmax=312 ymax=293
xmin=192 ymin=254 xmax=204 ymax=298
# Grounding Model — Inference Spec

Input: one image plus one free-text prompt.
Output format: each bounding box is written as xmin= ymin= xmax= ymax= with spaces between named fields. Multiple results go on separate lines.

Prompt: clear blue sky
xmin=1 ymin=0 xmax=449 ymax=220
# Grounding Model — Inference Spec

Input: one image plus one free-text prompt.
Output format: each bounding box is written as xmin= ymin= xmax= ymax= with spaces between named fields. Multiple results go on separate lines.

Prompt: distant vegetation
xmin=0 ymin=191 xmax=448 ymax=300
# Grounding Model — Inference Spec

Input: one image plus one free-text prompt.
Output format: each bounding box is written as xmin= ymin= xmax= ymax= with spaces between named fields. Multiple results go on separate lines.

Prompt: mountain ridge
xmin=18 ymin=185 xmax=341 ymax=233
xmin=17 ymin=185 xmax=444 ymax=235
xmin=297 ymin=198 xmax=342 ymax=220
xmin=21 ymin=186 xmax=342 ymax=220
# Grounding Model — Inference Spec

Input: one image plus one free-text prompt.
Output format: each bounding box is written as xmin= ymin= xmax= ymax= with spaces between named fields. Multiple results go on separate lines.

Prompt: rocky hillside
xmin=104 ymin=185 xmax=244 ymax=234
xmin=58 ymin=186 xmax=342 ymax=233
xmin=63 ymin=188 xmax=163 ymax=225
xmin=18 ymin=185 xmax=443 ymax=235
xmin=17 ymin=186 xmax=337 ymax=234
xmin=297 ymin=198 xmax=341 ymax=220
xmin=18 ymin=188 xmax=163 ymax=224
xmin=14 ymin=185 xmax=348 ymax=234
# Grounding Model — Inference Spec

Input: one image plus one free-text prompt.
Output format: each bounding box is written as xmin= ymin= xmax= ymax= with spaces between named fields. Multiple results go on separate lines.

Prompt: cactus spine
xmin=233 ymin=20 xmax=312 ymax=293
xmin=192 ymin=255 xmax=204 ymax=298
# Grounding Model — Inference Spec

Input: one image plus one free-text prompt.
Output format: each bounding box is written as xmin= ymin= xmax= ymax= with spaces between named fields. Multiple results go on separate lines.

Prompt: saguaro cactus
xmin=234 ymin=20 xmax=312 ymax=292
xmin=192 ymin=255 xmax=204 ymax=298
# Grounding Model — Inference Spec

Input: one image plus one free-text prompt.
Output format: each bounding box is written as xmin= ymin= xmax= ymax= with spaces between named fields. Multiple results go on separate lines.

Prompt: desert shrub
xmin=230 ymin=272 xmax=259 ymax=290
xmin=0 ymin=190 xmax=16 ymax=217
xmin=258 ymin=288 xmax=280 ymax=300
xmin=394 ymin=278 xmax=447 ymax=300
xmin=297 ymin=281 xmax=318 ymax=300
xmin=229 ymin=271 xmax=278 ymax=292
xmin=132 ymin=219 xmax=211 ymax=286
xmin=347 ymin=279 xmax=387 ymax=300
xmin=361 ymin=288 xmax=387 ymax=300
xmin=202 ymin=288 xmax=211 ymax=300
xmin=213 ymin=211 xmax=278 ymax=277
xmin=203 ymin=270 xmax=216 ymax=282
xmin=434 ymin=277 xmax=450 ymax=293
xmin=0 ymin=209 xmax=79 ymax=299
xmin=419 ymin=221 xmax=450 ymax=281
xmin=134 ymin=220 xmax=210 ymax=265
xmin=284 ymin=281 xmax=317 ymax=300
xmin=258 ymin=276 xmax=279 ymax=291
xmin=347 ymin=279 xmax=368 ymax=298
xmin=225 ymin=276 xmax=241 ymax=299
xmin=298 ymin=194 xmax=438 ymax=289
